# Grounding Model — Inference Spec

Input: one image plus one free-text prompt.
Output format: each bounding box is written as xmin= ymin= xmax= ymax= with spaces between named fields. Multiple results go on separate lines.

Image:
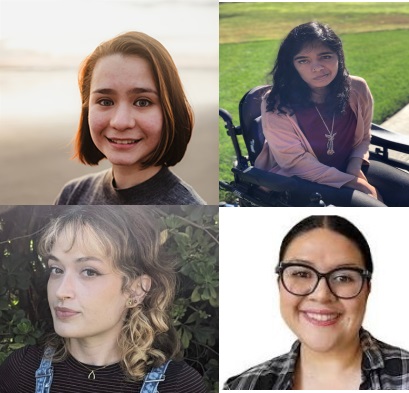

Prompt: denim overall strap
xmin=35 ymin=346 xmax=55 ymax=393
xmin=140 ymin=360 xmax=172 ymax=393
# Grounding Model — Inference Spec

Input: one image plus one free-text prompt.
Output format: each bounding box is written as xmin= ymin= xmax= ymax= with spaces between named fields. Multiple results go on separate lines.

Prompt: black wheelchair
xmin=220 ymin=85 xmax=409 ymax=206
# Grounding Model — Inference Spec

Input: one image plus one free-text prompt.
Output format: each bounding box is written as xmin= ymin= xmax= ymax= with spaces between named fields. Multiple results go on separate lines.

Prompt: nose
xmin=309 ymin=277 xmax=335 ymax=301
xmin=54 ymin=272 xmax=75 ymax=302
xmin=312 ymin=62 xmax=324 ymax=72
xmin=110 ymin=103 xmax=135 ymax=131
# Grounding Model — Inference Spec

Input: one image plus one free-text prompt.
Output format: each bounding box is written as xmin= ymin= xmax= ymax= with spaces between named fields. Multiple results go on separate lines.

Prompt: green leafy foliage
xmin=160 ymin=206 xmax=219 ymax=392
xmin=0 ymin=206 xmax=219 ymax=392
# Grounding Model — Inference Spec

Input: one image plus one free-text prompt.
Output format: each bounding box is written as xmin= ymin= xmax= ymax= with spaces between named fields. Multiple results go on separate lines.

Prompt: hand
xmin=345 ymin=177 xmax=383 ymax=201
xmin=356 ymin=170 xmax=368 ymax=182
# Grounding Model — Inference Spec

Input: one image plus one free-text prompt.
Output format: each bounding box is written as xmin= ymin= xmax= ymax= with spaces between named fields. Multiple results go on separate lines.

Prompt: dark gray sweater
xmin=55 ymin=167 xmax=205 ymax=205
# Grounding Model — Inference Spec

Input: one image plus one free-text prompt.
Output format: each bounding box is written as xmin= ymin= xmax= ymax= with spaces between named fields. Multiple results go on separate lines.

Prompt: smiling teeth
xmin=306 ymin=312 xmax=339 ymax=321
xmin=109 ymin=138 xmax=138 ymax=144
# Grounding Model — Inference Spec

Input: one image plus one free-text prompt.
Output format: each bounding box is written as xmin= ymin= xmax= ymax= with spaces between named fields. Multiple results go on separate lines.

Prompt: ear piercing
xmin=127 ymin=299 xmax=137 ymax=306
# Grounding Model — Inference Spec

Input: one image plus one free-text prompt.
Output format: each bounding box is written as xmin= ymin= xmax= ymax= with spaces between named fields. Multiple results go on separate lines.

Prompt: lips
xmin=313 ymin=73 xmax=330 ymax=81
xmin=55 ymin=307 xmax=80 ymax=319
xmin=301 ymin=310 xmax=341 ymax=326
xmin=106 ymin=137 xmax=142 ymax=145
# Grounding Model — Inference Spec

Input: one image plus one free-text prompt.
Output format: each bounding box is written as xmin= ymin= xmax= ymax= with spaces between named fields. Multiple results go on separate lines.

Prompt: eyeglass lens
xmin=281 ymin=265 xmax=365 ymax=298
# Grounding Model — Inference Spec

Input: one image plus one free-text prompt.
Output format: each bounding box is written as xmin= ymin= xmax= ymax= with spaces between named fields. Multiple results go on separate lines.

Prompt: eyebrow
xmin=47 ymin=255 xmax=104 ymax=264
xmin=283 ymin=259 xmax=363 ymax=269
xmin=91 ymin=87 xmax=158 ymax=95
xmin=293 ymin=51 xmax=335 ymax=61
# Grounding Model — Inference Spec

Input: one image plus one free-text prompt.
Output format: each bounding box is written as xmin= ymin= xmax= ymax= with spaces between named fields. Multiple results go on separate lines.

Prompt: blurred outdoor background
xmin=0 ymin=0 xmax=218 ymax=204
xmin=219 ymin=2 xmax=409 ymax=201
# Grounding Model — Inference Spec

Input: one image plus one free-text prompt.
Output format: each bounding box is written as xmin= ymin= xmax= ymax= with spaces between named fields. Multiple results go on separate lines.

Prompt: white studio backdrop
xmin=219 ymin=207 xmax=409 ymax=389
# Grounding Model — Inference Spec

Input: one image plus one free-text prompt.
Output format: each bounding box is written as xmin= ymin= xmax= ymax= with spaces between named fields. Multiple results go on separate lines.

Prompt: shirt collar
xmin=360 ymin=328 xmax=385 ymax=372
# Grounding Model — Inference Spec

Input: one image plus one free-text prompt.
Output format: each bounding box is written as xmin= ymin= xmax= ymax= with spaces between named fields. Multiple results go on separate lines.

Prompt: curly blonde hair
xmin=38 ymin=206 xmax=180 ymax=380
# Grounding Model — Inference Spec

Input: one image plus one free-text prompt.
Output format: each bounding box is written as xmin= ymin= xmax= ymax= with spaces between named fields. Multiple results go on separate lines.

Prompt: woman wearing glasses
xmin=224 ymin=215 xmax=409 ymax=390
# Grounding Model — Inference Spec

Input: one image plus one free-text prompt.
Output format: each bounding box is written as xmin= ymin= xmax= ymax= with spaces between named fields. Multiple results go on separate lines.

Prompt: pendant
xmin=88 ymin=370 xmax=96 ymax=380
xmin=327 ymin=149 xmax=335 ymax=155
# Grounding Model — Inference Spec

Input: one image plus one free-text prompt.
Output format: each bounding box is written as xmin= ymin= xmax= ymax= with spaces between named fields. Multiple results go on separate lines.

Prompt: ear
xmin=126 ymin=275 xmax=152 ymax=308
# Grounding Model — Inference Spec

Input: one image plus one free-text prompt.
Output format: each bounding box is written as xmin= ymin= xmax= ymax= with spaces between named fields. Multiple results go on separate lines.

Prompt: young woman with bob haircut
xmin=0 ymin=206 xmax=208 ymax=392
xmin=54 ymin=32 xmax=205 ymax=205
xmin=225 ymin=215 xmax=409 ymax=390
xmin=255 ymin=22 xmax=409 ymax=206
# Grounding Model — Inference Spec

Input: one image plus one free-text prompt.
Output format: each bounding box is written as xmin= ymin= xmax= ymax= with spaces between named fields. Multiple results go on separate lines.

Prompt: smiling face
xmin=88 ymin=54 xmax=163 ymax=171
xmin=293 ymin=41 xmax=339 ymax=92
xmin=279 ymin=228 xmax=370 ymax=354
xmin=46 ymin=231 xmax=129 ymax=342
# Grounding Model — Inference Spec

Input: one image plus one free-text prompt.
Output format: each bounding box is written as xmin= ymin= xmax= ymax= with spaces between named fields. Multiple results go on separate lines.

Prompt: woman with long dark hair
xmin=255 ymin=22 xmax=409 ymax=206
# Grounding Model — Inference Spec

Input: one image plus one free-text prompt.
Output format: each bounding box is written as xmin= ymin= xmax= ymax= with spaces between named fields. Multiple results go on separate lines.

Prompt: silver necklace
xmin=315 ymin=106 xmax=336 ymax=155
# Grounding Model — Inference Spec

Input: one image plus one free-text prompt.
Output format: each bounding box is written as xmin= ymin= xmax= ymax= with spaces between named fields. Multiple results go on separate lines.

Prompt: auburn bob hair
xmin=74 ymin=31 xmax=194 ymax=168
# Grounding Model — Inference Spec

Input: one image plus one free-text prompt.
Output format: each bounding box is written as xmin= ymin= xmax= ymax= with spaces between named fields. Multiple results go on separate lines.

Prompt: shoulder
xmin=54 ymin=170 xmax=110 ymax=205
xmin=361 ymin=329 xmax=409 ymax=378
xmin=155 ymin=169 xmax=206 ymax=205
xmin=0 ymin=345 xmax=43 ymax=392
xmin=224 ymin=353 xmax=293 ymax=390
xmin=160 ymin=360 xmax=208 ymax=393
xmin=349 ymin=75 xmax=371 ymax=95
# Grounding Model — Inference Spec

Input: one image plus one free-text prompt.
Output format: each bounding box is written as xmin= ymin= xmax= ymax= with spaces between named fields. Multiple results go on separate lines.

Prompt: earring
xmin=127 ymin=299 xmax=134 ymax=306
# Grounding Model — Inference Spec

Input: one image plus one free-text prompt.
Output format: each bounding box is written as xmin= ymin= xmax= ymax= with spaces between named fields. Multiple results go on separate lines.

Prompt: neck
xmin=295 ymin=337 xmax=363 ymax=389
xmin=67 ymin=335 xmax=121 ymax=366
xmin=311 ymin=87 xmax=329 ymax=104
xmin=112 ymin=164 xmax=162 ymax=189
xmin=300 ymin=337 xmax=362 ymax=371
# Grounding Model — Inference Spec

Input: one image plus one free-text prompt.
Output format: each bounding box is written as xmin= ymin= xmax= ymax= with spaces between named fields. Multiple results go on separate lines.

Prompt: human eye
xmin=287 ymin=266 xmax=313 ymax=279
xmin=81 ymin=268 xmax=101 ymax=278
xmin=295 ymin=58 xmax=309 ymax=65
xmin=47 ymin=266 xmax=64 ymax=277
xmin=331 ymin=270 xmax=358 ymax=284
xmin=97 ymin=99 xmax=114 ymax=106
xmin=321 ymin=54 xmax=334 ymax=60
xmin=134 ymin=98 xmax=152 ymax=107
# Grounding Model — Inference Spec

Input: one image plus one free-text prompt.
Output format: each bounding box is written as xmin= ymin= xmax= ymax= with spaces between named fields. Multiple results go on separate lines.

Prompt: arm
xmin=349 ymin=76 xmax=373 ymax=161
xmin=346 ymin=157 xmax=365 ymax=178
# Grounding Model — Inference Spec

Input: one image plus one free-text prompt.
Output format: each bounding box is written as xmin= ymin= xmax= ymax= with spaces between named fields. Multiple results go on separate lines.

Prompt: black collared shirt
xmin=224 ymin=329 xmax=409 ymax=390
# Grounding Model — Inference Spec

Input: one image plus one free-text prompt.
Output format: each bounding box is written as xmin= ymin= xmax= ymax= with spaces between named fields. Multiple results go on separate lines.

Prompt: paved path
xmin=380 ymin=104 xmax=409 ymax=163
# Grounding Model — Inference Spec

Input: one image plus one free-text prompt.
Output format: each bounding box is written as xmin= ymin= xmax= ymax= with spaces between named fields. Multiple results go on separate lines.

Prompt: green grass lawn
xmin=219 ymin=2 xmax=409 ymax=196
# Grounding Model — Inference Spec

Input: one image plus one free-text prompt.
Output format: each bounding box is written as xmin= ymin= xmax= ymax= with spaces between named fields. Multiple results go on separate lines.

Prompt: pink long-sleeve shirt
xmin=254 ymin=75 xmax=373 ymax=189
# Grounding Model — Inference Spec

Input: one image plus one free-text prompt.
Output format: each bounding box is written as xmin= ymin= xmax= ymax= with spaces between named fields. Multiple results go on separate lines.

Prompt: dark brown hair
xmin=279 ymin=215 xmax=373 ymax=274
xmin=266 ymin=22 xmax=350 ymax=116
xmin=74 ymin=31 xmax=193 ymax=168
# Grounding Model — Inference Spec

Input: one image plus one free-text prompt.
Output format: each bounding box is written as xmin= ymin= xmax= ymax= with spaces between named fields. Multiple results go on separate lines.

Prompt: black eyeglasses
xmin=275 ymin=262 xmax=371 ymax=299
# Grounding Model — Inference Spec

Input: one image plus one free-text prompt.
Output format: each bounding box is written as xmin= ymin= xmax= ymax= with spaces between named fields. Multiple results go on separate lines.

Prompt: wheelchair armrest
xmin=232 ymin=167 xmax=297 ymax=192
xmin=371 ymin=123 xmax=409 ymax=155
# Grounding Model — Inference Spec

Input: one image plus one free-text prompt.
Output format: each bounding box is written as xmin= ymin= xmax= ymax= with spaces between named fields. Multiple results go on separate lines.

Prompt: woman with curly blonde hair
xmin=0 ymin=206 xmax=208 ymax=393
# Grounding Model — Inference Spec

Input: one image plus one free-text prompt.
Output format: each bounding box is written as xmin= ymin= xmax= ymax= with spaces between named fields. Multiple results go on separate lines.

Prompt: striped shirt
xmin=0 ymin=345 xmax=208 ymax=393
xmin=224 ymin=329 xmax=409 ymax=390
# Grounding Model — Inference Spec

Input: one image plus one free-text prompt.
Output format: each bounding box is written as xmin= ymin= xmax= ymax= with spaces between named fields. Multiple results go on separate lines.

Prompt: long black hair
xmin=266 ymin=22 xmax=351 ymax=115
